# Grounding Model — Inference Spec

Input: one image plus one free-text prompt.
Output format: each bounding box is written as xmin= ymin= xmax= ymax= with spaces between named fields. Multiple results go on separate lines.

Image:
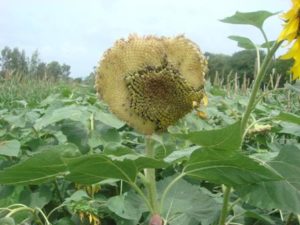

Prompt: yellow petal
xmin=281 ymin=39 xmax=300 ymax=59
xmin=278 ymin=17 xmax=299 ymax=42
xmin=197 ymin=111 xmax=208 ymax=120
xmin=79 ymin=212 xmax=84 ymax=221
xmin=291 ymin=60 xmax=300 ymax=79
xmin=201 ymin=94 xmax=209 ymax=106
xmin=281 ymin=7 xmax=298 ymax=20
xmin=292 ymin=0 xmax=300 ymax=7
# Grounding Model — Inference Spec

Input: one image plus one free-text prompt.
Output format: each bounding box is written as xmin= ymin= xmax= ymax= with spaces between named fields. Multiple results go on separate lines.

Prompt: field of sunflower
xmin=0 ymin=1 xmax=300 ymax=225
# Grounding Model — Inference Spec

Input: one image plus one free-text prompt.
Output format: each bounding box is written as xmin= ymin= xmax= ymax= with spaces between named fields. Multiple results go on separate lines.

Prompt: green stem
xmin=255 ymin=46 xmax=261 ymax=79
xmin=218 ymin=186 xmax=231 ymax=225
xmin=54 ymin=180 xmax=64 ymax=204
xmin=5 ymin=206 xmax=34 ymax=217
xmin=145 ymin=136 xmax=159 ymax=214
xmin=260 ymin=27 xmax=270 ymax=54
xmin=138 ymin=172 xmax=149 ymax=186
xmin=35 ymin=207 xmax=51 ymax=225
xmin=241 ymin=41 xmax=282 ymax=134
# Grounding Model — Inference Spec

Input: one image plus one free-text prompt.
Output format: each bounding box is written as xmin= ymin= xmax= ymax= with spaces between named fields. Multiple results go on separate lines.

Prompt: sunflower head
xmin=96 ymin=34 xmax=207 ymax=134
xmin=278 ymin=0 xmax=300 ymax=80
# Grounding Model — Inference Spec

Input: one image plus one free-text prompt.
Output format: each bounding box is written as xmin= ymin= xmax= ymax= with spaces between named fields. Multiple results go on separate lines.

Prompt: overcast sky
xmin=0 ymin=0 xmax=290 ymax=77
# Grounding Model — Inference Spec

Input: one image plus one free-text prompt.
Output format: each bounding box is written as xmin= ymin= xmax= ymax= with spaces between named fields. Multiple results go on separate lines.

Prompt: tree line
xmin=205 ymin=50 xmax=293 ymax=87
xmin=1 ymin=46 xmax=293 ymax=86
xmin=0 ymin=46 xmax=71 ymax=81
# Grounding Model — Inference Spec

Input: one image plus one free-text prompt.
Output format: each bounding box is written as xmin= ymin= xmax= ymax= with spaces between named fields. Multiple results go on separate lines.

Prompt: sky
xmin=0 ymin=0 xmax=291 ymax=78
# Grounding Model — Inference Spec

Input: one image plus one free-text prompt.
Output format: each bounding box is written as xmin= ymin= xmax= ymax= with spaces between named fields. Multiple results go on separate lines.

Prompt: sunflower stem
xmin=218 ymin=185 xmax=231 ymax=225
xmin=241 ymin=41 xmax=282 ymax=134
xmin=145 ymin=135 xmax=159 ymax=214
xmin=259 ymin=27 xmax=270 ymax=54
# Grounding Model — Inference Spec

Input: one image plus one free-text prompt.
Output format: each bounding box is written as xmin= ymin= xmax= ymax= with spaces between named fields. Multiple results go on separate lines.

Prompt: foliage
xmin=0 ymin=7 xmax=300 ymax=225
xmin=205 ymin=50 xmax=293 ymax=88
xmin=0 ymin=76 xmax=299 ymax=224
xmin=0 ymin=76 xmax=79 ymax=109
xmin=0 ymin=46 xmax=71 ymax=81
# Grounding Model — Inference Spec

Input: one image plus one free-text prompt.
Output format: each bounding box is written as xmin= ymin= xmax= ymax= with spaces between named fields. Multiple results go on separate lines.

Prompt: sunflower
xmin=278 ymin=0 xmax=300 ymax=80
xmin=95 ymin=35 xmax=207 ymax=134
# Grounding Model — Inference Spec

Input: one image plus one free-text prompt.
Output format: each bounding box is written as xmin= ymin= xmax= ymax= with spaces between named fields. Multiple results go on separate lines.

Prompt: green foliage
xmin=0 ymin=46 xmax=71 ymax=81
xmin=0 ymin=7 xmax=299 ymax=224
xmin=228 ymin=35 xmax=256 ymax=50
xmin=172 ymin=121 xmax=242 ymax=150
xmin=220 ymin=11 xmax=278 ymax=30
xmin=0 ymin=140 xmax=21 ymax=157
xmin=204 ymin=52 xmax=231 ymax=78
xmin=237 ymin=144 xmax=300 ymax=214
xmin=0 ymin=78 xmax=298 ymax=224
xmin=184 ymin=149 xmax=281 ymax=186
xmin=231 ymin=50 xmax=265 ymax=81
xmin=157 ymin=177 xmax=221 ymax=225
xmin=0 ymin=76 xmax=81 ymax=109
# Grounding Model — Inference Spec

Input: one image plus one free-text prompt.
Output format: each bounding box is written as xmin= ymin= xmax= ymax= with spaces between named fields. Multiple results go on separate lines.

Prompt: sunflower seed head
xmin=96 ymin=34 xmax=207 ymax=134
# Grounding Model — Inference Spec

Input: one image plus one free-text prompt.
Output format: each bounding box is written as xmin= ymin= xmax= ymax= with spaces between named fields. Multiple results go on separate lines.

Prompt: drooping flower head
xmin=96 ymin=35 xmax=207 ymax=134
xmin=278 ymin=0 xmax=300 ymax=80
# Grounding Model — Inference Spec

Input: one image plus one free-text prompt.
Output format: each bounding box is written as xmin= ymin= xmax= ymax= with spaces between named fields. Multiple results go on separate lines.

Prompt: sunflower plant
xmin=0 ymin=1 xmax=299 ymax=225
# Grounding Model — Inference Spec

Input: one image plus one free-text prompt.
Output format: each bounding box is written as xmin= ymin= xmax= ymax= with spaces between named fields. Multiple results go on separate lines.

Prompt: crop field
xmin=1 ymin=4 xmax=300 ymax=225
xmin=0 ymin=74 xmax=299 ymax=225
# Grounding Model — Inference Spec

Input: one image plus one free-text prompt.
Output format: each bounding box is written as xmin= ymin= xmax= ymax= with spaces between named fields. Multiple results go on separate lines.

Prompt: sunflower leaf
xmin=220 ymin=11 xmax=279 ymax=30
xmin=228 ymin=35 xmax=256 ymax=50
xmin=236 ymin=144 xmax=300 ymax=214
xmin=0 ymin=144 xmax=78 ymax=185
xmin=184 ymin=149 xmax=282 ymax=187
xmin=172 ymin=121 xmax=242 ymax=151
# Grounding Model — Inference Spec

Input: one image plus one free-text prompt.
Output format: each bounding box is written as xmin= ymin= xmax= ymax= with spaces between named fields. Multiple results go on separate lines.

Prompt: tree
xmin=29 ymin=50 xmax=41 ymax=77
xmin=61 ymin=64 xmax=71 ymax=79
xmin=36 ymin=62 xmax=47 ymax=79
xmin=205 ymin=52 xmax=231 ymax=82
xmin=229 ymin=50 xmax=265 ymax=83
xmin=0 ymin=47 xmax=28 ymax=78
xmin=46 ymin=61 xmax=62 ymax=80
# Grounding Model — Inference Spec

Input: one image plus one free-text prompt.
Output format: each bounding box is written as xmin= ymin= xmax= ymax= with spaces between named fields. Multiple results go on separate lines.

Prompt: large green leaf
xmin=109 ymin=154 xmax=169 ymax=169
xmin=164 ymin=146 xmax=199 ymax=164
xmin=107 ymin=191 xmax=147 ymax=221
xmin=0 ymin=144 xmax=78 ymax=185
xmin=237 ymin=144 xmax=300 ymax=214
xmin=275 ymin=112 xmax=300 ymax=125
xmin=94 ymin=111 xmax=125 ymax=129
xmin=65 ymin=155 xmax=137 ymax=184
xmin=19 ymin=184 xmax=53 ymax=208
xmin=0 ymin=140 xmax=21 ymax=157
xmin=228 ymin=35 xmax=256 ymax=49
xmin=157 ymin=176 xmax=221 ymax=225
xmin=279 ymin=122 xmax=300 ymax=136
xmin=172 ymin=121 xmax=242 ymax=151
xmin=34 ymin=105 xmax=89 ymax=130
xmin=184 ymin=149 xmax=281 ymax=186
xmin=2 ymin=113 xmax=26 ymax=128
xmin=220 ymin=11 xmax=278 ymax=29
xmin=65 ymin=154 xmax=168 ymax=184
